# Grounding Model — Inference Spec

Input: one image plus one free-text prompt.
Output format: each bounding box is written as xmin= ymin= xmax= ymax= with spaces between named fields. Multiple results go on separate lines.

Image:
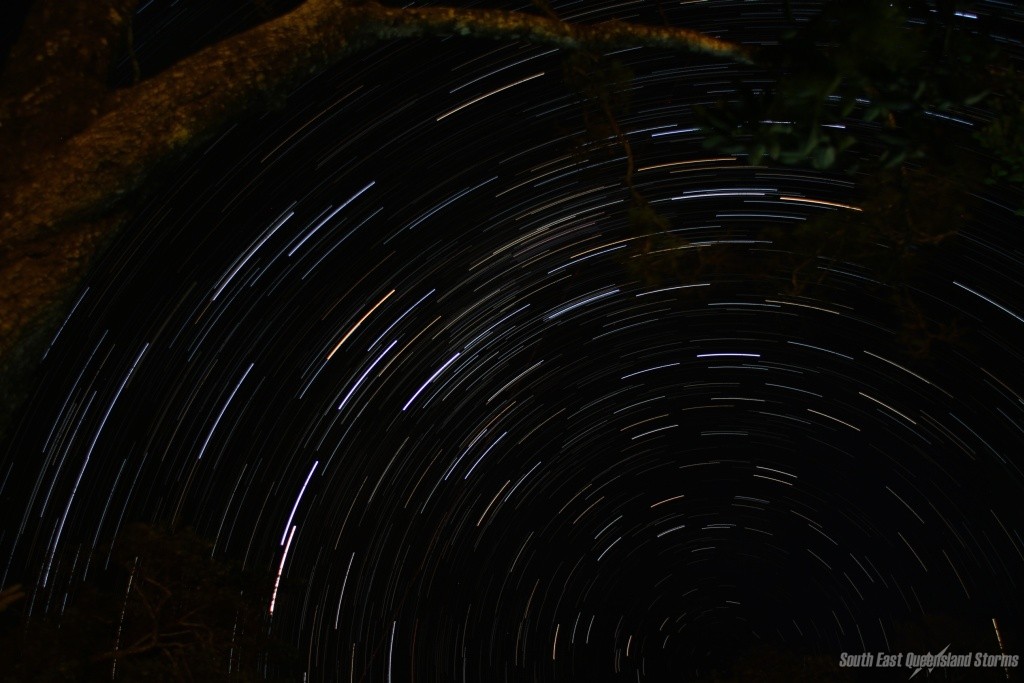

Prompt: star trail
xmin=2 ymin=0 xmax=1024 ymax=681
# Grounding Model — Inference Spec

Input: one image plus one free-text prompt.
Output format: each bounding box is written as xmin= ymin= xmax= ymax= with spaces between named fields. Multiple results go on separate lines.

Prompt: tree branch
xmin=0 ymin=0 xmax=138 ymax=181
xmin=0 ymin=0 xmax=751 ymax=441
xmin=1 ymin=0 xmax=750 ymax=250
xmin=356 ymin=2 xmax=754 ymax=63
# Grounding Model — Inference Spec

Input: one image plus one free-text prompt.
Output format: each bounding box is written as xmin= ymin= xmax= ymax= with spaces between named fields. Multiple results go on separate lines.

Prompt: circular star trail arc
xmin=3 ymin=1 xmax=1024 ymax=681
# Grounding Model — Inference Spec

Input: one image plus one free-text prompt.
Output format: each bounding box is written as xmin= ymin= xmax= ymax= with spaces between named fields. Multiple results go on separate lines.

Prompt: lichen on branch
xmin=0 ymin=0 xmax=753 ymax=441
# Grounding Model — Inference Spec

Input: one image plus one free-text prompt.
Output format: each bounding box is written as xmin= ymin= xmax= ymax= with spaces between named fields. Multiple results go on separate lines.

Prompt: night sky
xmin=3 ymin=1 xmax=1024 ymax=680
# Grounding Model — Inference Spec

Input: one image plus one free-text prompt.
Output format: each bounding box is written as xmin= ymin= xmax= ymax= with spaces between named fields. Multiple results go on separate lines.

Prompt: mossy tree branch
xmin=1 ymin=0 xmax=752 ymax=248
xmin=0 ymin=0 xmax=751 ymax=440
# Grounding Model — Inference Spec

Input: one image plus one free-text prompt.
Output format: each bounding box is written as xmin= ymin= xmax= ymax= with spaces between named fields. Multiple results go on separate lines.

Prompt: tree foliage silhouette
xmin=0 ymin=523 xmax=299 ymax=682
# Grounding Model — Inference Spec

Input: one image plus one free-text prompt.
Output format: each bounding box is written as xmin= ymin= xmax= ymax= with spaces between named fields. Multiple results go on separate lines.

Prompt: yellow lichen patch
xmin=168 ymin=121 xmax=192 ymax=147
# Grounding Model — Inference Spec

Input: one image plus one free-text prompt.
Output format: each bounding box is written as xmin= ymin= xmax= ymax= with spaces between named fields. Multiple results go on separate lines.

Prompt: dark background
xmin=2 ymin=1 xmax=1023 ymax=680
